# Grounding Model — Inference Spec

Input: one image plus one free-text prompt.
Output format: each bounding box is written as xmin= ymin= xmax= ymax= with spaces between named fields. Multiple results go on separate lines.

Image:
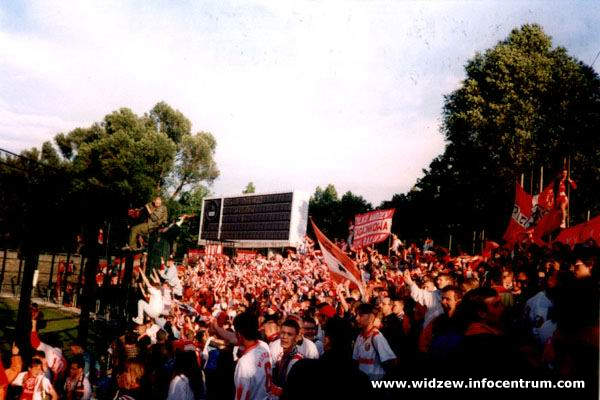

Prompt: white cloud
xmin=0 ymin=0 xmax=598 ymax=204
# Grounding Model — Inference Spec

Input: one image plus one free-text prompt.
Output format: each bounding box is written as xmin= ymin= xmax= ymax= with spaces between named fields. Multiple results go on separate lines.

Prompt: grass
xmin=0 ymin=297 xmax=106 ymax=358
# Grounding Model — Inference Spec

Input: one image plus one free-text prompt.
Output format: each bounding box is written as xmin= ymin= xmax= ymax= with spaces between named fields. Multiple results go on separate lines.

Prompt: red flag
xmin=555 ymin=215 xmax=600 ymax=248
xmin=311 ymin=220 xmax=365 ymax=297
xmin=482 ymin=241 xmax=500 ymax=258
xmin=503 ymin=183 xmax=534 ymax=246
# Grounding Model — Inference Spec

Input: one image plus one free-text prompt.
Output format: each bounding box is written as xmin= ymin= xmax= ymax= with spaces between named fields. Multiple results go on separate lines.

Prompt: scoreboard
xmin=198 ymin=191 xmax=309 ymax=248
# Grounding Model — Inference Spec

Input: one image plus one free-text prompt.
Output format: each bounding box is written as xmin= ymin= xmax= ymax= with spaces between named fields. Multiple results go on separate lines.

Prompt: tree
xmin=389 ymin=24 xmax=600 ymax=247
xmin=1 ymin=102 xmax=219 ymax=251
xmin=309 ymin=185 xmax=372 ymax=240
xmin=243 ymin=182 xmax=256 ymax=194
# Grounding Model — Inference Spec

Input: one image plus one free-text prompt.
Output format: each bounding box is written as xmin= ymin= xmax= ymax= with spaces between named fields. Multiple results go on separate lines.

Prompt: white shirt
xmin=160 ymin=265 xmax=183 ymax=297
xmin=408 ymin=282 xmax=443 ymax=327
xmin=297 ymin=338 xmax=319 ymax=359
xmin=167 ymin=374 xmax=195 ymax=400
xmin=234 ymin=341 xmax=272 ymax=400
xmin=145 ymin=323 xmax=162 ymax=344
xmin=353 ymin=328 xmax=396 ymax=380
xmin=148 ymin=286 xmax=164 ymax=315
xmin=12 ymin=372 xmax=54 ymax=400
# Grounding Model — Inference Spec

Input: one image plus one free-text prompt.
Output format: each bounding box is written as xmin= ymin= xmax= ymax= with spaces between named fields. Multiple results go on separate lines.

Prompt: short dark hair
xmin=440 ymin=285 xmax=463 ymax=300
xmin=459 ymin=287 xmax=498 ymax=322
xmin=234 ymin=312 xmax=260 ymax=341
xmin=31 ymin=358 xmax=43 ymax=368
xmin=281 ymin=318 xmax=301 ymax=334
xmin=71 ymin=355 xmax=85 ymax=369
xmin=356 ymin=302 xmax=376 ymax=316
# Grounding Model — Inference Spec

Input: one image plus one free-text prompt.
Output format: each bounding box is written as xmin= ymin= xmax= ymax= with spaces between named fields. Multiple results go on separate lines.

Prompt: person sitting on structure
xmin=125 ymin=196 xmax=168 ymax=250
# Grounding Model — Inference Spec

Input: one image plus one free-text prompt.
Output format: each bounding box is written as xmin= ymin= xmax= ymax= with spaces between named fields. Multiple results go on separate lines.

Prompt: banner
xmin=555 ymin=215 xmax=600 ymax=248
xmin=311 ymin=220 xmax=366 ymax=297
xmin=502 ymin=183 xmax=534 ymax=246
xmin=352 ymin=209 xmax=395 ymax=250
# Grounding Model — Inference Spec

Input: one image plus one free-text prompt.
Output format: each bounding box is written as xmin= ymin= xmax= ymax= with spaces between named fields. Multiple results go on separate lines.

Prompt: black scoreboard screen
xmin=198 ymin=191 xmax=308 ymax=247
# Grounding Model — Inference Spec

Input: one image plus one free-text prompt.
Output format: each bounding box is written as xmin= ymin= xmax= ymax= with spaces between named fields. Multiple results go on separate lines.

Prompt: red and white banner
xmin=503 ymin=183 xmax=534 ymax=246
xmin=352 ymin=209 xmax=395 ymax=250
xmin=236 ymin=249 xmax=258 ymax=259
xmin=555 ymin=215 xmax=600 ymax=248
xmin=205 ymin=244 xmax=223 ymax=255
xmin=311 ymin=220 xmax=366 ymax=297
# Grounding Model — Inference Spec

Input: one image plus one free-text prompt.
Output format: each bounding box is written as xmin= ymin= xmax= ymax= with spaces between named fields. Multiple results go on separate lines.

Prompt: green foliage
xmin=0 ymin=102 xmax=219 ymax=252
xmin=399 ymin=24 xmax=600 ymax=247
xmin=309 ymin=184 xmax=372 ymax=239
xmin=243 ymin=182 xmax=256 ymax=194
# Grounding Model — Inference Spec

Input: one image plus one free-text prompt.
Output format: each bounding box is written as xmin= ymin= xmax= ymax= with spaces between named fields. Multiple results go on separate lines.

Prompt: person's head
xmin=514 ymin=271 xmax=529 ymax=291
xmin=233 ymin=312 xmax=260 ymax=344
xmin=461 ymin=277 xmax=480 ymax=293
xmin=301 ymin=316 xmax=317 ymax=340
xmin=156 ymin=329 xmax=168 ymax=344
xmin=118 ymin=360 xmax=145 ymax=389
xmin=501 ymin=269 xmax=514 ymax=290
xmin=317 ymin=304 xmax=335 ymax=325
xmin=29 ymin=358 xmax=44 ymax=377
xmin=69 ymin=355 xmax=85 ymax=379
xmin=323 ymin=317 xmax=354 ymax=354
xmin=436 ymin=273 xmax=454 ymax=289
xmin=280 ymin=318 xmax=301 ymax=353
xmin=355 ymin=303 xmax=376 ymax=331
xmin=460 ymin=287 xmax=504 ymax=327
xmin=153 ymin=196 xmax=162 ymax=208
xmin=571 ymin=258 xmax=593 ymax=279
xmin=440 ymin=286 xmax=462 ymax=317
xmin=70 ymin=340 xmax=84 ymax=356
xmin=391 ymin=299 xmax=405 ymax=316
xmin=33 ymin=350 xmax=47 ymax=370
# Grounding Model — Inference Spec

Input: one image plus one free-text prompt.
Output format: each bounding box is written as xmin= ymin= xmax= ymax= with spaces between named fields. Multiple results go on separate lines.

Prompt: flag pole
xmin=480 ymin=229 xmax=485 ymax=253
xmin=520 ymin=173 xmax=524 ymax=187
xmin=540 ymin=166 xmax=544 ymax=194
xmin=448 ymin=234 xmax=452 ymax=254
xmin=567 ymin=155 xmax=571 ymax=227
xmin=471 ymin=230 xmax=476 ymax=255
xmin=588 ymin=210 xmax=591 ymax=221
xmin=530 ymin=167 xmax=534 ymax=194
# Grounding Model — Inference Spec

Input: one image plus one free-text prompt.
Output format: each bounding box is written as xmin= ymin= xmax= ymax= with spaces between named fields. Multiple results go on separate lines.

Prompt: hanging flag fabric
xmin=555 ymin=215 xmax=600 ymax=248
xmin=311 ymin=220 xmax=366 ymax=297
xmin=503 ymin=183 xmax=534 ymax=246
xmin=351 ymin=209 xmax=395 ymax=250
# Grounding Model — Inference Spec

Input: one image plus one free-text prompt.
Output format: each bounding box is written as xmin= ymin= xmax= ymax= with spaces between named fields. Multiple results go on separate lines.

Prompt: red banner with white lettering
xmin=503 ymin=183 xmax=534 ymax=246
xmin=352 ymin=209 xmax=395 ymax=250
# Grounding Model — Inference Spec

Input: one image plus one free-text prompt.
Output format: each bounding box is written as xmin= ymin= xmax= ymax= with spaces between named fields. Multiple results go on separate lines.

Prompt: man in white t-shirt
xmin=233 ymin=312 xmax=273 ymax=400
xmin=353 ymin=303 xmax=397 ymax=381
xmin=270 ymin=323 xmax=319 ymax=361
xmin=11 ymin=358 xmax=58 ymax=400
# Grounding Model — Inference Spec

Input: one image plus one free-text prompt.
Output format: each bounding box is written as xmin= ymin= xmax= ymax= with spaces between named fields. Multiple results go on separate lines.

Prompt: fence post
xmin=0 ymin=249 xmax=7 ymax=292
xmin=17 ymin=257 xmax=23 ymax=285
xmin=48 ymin=253 xmax=56 ymax=290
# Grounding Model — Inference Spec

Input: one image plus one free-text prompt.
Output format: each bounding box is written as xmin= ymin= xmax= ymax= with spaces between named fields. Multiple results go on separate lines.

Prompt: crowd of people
xmin=1 ymin=231 xmax=598 ymax=399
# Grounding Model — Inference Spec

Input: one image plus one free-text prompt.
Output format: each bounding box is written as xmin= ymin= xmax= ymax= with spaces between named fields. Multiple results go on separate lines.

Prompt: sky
xmin=1 ymin=1 xmax=599 ymax=206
